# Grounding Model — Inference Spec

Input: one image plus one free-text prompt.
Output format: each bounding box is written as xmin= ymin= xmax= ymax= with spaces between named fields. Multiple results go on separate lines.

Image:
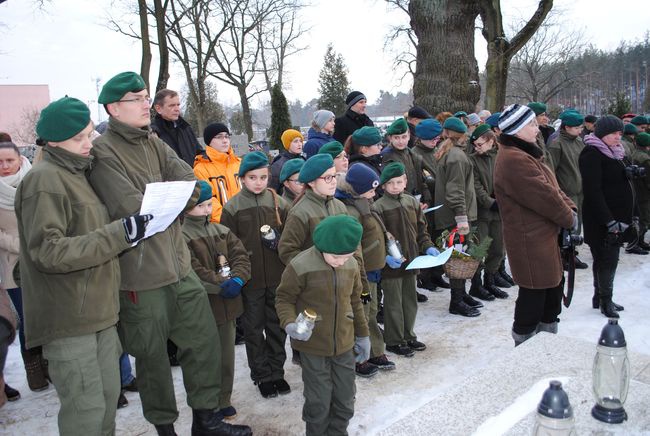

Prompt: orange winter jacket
xmin=194 ymin=146 xmax=242 ymax=222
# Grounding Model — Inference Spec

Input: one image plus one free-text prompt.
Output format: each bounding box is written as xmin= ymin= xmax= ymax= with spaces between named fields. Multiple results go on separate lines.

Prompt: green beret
xmin=637 ymin=133 xmax=650 ymax=148
xmin=454 ymin=111 xmax=468 ymax=118
xmin=197 ymin=180 xmax=213 ymax=204
xmin=238 ymin=151 xmax=269 ymax=177
xmin=630 ymin=115 xmax=648 ymax=125
xmin=624 ymin=124 xmax=638 ymax=135
xmin=317 ymin=141 xmax=345 ymax=159
xmin=279 ymin=158 xmax=304 ymax=184
xmin=380 ymin=161 xmax=406 ymax=185
xmin=527 ymin=102 xmax=547 ymax=115
xmin=313 ymin=215 xmax=363 ymax=255
xmin=352 ymin=126 xmax=382 ymax=146
xmin=298 ymin=154 xmax=334 ymax=183
xmin=469 ymin=124 xmax=492 ymax=144
xmin=560 ymin=111 xmax=584 ymax=127
xmin=98 ymin=72 xmax=147 ymax=104
xmin=386 ymin=118 xmax=408 ymax=135
xmin=36 ymin=97 xmax=91 ymax=142
xmin=443 ymin=117 xmax=467 ymax=133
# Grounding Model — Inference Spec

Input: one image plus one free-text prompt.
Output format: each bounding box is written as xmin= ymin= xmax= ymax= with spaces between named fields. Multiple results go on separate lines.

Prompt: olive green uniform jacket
xmin=469 ymin=148 xmax=499 ymax=221
xmin=182 ymin=215 xmax=251 ymax=324
xmin=412 ymin=141 xmax=437 ymax=200
xmin=433 ymin=144 xmax=478 ymax=230
xmin=381 ymin=146 xmax=432 ymax=205
xmin=275 ymin=246 xmax=369 ymax=357
xmin=220 ymin=187 xmax=290 ymax=290
xmin=89 ymin=117 xmax=200 ymax=291
xmin=373 ymin=192 xmax=434 ymax=279
xmin=548 ymin=130 xmax=584 ymax=204
xmin=15 ymin=146 xmax=131 ymax=348
xmin=535 ymin=131 xmax=555 ymax=171
xmin=632 ymin=147 xmax=650 ymax=226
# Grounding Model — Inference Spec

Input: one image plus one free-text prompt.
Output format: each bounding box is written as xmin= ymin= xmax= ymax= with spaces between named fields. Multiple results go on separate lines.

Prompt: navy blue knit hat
xmin=346 ymin=163 xmax=380 ymax=196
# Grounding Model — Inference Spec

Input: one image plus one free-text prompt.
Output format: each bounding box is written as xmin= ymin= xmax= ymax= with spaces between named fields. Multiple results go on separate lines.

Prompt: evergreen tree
xmin=607 ymin=92 xmax=632 ymax=117
xmin=269 ymin=83 xmax=292 ymax=150
xmin=318 ymin=44 xmax=350 ymax=116
xmin=183 ymin=80 xmax=225 ymax=135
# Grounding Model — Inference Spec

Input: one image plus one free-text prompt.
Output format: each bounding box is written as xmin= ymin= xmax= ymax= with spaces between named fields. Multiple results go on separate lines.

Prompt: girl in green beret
xmin=345 ymin=126 xmax=384 ymax=177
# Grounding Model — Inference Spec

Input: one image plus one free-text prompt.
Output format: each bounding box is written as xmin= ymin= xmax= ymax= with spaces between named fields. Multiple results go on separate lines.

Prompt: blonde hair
xmin=435 ymin=129 xmax=467 ymax=160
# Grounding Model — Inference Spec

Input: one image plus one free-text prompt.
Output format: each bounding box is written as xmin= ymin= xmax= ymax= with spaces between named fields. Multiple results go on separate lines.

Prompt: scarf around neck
xmin=0 ymin=155 xmax=32 ymax=210
xmin=583 ymin=133 xmax=625 ymax=160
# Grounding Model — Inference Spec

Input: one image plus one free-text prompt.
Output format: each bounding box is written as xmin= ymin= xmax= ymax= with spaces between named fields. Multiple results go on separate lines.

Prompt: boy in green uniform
xmin=15 ymin=97 xmax=151 ymax=435
xmin=183 ymin=181 xmax=252 ymax=419
xmin=276 ymin=215 xmax=369 ymax=436
xmin=221 ymin=152 xmax=292 ymax=399
xmin=374 ymin=163 xmax=438 ymax=357
xmin=278 ymin=158 xmax=304 ymax=203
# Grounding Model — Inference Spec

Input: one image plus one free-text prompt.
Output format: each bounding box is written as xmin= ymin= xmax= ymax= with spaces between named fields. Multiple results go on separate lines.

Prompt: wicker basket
xmin=443 ymin=257 xmax=480 ymax=279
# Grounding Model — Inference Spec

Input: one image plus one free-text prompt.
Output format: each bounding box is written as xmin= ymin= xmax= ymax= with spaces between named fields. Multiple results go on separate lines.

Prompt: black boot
xmin=574 ymin=254 xmax=589 ymax=269
xmin=449 ymin=282 xmax=480 ymax=317
xmin=593 ymin=288 xmax=624 ymax=311
xmin=498 ymin=260 xmax=515 ymax=286
xmin=599 ymin=298 xmax=620 ymax=319
xmin=431 ymin=269 xmax=451 ymax=288
xmin=191 ymin=409 xmax=252 ymax=436
xmin=469 ymin=271 xmax=495 ymax=301
xmin=155 ymin=424 xmax=177 ymax=436
xmin=484 ymin=273 xmax=509 ymax=299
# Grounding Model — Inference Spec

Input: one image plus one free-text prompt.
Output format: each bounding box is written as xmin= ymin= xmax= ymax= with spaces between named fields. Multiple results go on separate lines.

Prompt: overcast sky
xmin=1 ymin=0 xmax=649 ymax=121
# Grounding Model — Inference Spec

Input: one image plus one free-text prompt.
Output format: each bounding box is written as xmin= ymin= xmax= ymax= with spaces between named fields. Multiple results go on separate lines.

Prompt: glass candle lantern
xmin=591 ymin=319 xmax=630 ymax=424
xmin=532 ymin=380 xmax=576 ymax=436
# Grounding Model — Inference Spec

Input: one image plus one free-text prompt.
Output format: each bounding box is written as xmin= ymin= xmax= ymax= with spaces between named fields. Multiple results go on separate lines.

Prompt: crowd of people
xmin=1 ymin=70 xmax=649 ymax=436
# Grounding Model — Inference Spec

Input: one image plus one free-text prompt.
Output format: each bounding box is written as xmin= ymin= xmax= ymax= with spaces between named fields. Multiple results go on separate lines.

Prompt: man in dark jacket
xmin=151 ymin=89 xmax=202 ymax=168
xmin=333 ymin=91 xmax=374 ymax=144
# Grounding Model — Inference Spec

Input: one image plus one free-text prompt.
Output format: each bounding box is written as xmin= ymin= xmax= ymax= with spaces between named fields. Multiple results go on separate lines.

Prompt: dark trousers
xmin=589 ymin=241 xmax=620 ymax=299
xmin=7 ymin=287 xmax=25 ymax=352
xmin=513 ymin=282 xmax=563 ymax=335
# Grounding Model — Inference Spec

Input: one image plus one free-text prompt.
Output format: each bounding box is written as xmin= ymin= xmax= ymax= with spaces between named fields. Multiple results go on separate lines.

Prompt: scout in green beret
xmin=298 ymin=154 xmax=335 ymax=184
xmin=380 ymin=161 xmax=405 ymax=186
xmin=352 ymin=126 xmax=382 ymax=146
xmin=275 ymin=213 xmax=369 ymax=435
xmin=469 ymin=124 xmax=492 ymax=145
xmin=559 ymin=110 xmax=584 ymax=128
xmin=279 ymin=159 xmax=305 ymax=202
xmin=630 ymin=115 xmax=648 ymax=126
xmin=385 ymin=118 xmax=409 ymax=136
xmin=526 ymin=102 xmax=547 ymax=116
xmin=318 ymin=141 xmax=348 ymax=173
xmin=637 ymin=132 xmax=650 ymax=148
xmin=100 ymin=71 xmax=151 ymax=129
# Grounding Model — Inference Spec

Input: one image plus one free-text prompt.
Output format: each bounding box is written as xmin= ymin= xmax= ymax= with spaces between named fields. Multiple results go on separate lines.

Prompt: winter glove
xmin=261 ymin=227 xmax=281 ymax=251
xmin=285 ymin=322 xmax=312 ymax=341
xmin=366 ymin=269 xmax=381 ymax=283
xmin=385 ymin=255 xmax=403 ymax=269
xmin=455 ymin=215 xmax=470 ymax=235
xmin=220 ymin=277 xmax=244 ymax=299
xmin=489 ymin=200 xmax=499 ymax=212
xmin=122 ymin=214 xmax=153 ymax=243
xmin=571 ymin=211 xmax=579 ymax=232
xmin=360 ymin=290 xmax=372 ymax=305
xmin=353 ymin=336 xmax=371 ymax=363
xmin=426 ymin=247 xmax=440 ymax=256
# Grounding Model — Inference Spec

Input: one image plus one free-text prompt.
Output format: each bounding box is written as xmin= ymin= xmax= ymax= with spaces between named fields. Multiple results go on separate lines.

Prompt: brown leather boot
xmin=22 ymin=349 xmax=49 ymax=392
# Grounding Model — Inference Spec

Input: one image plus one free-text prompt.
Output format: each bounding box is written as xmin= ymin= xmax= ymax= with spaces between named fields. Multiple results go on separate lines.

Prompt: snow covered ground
xmin=1 ymin=247 xmax=648 ymax=435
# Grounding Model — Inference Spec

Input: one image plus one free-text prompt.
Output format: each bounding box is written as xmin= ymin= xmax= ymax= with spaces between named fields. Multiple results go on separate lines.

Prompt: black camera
xmin=558 ymin=228 xmax=583 ymax=250
xmin=625 ymin=164 xmax=646 ymax=180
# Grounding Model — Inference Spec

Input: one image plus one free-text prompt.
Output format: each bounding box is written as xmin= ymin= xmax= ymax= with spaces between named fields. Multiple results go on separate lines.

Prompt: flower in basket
xmin=436 ymin=228 xmax=492 ymax=262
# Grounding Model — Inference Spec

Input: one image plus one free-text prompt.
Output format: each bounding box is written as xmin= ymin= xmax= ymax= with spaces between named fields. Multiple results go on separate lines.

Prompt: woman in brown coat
xmin=493 ymin=104 xmax=576 ymax=346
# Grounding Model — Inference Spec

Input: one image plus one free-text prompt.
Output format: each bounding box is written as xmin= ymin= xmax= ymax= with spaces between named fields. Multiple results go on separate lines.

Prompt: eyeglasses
xmin=287 ymin=178 xmax=303 ymax=185
xmin=118 ymin=96 xmax=152 ymax=104
xmin=318 ymin=175 xmax=336 ymax=183
xmin=474 ymin=139 xmax=490 ymax=147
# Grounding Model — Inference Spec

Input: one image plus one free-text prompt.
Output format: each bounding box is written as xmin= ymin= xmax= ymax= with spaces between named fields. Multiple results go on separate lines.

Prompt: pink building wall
xmin=0 ymin=85 xmax=50 ymax=146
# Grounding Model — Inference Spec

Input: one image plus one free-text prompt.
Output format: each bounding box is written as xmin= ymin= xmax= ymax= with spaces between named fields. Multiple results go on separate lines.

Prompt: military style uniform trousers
xmin=476 ymin=216 xmax=505 ymax=273
xmin=43 ymin=326 xmax=121 ymax=436
xmin=213 ymin=317 xmax=235 ymax=409
xmin=301 ymin=349 xmax=356 ymax=436
xmin=363 ymin=281 xmax=385 ymax=358
xmin=118 ymin=271 xmax=221 ymax=425
xmin=241 ymin=286 xmax=286 ymax=383
xmin=381 ymin=275 xmax=418 ymax=346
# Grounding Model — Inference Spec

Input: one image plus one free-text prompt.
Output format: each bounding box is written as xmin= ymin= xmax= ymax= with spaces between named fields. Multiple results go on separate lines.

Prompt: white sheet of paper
xmin=423 ymin=204 xmax=443 ymax=214
xmin=405 ymin=247 xmax=453 ymax=270
xmin=139 ymin=181 xmax=196 ymax=239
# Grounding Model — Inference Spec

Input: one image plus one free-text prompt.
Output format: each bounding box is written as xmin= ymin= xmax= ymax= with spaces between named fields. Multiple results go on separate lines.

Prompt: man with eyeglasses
xmin=151 ymin=88 xmax=202 ymax=168
xmin=89 ymin=72 xmax=252 ymax=436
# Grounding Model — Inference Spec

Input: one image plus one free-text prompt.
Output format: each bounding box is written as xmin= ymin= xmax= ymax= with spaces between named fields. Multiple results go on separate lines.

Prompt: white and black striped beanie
xmin=498 ymin=104 xmax=536 ymax=135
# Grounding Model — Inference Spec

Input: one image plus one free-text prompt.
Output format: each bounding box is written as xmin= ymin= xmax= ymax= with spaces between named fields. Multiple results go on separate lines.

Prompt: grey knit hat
xmin=313 ymin=110 xmax=335 ymax=130
xmin=467 ymin=113 xmax=481 ymax=126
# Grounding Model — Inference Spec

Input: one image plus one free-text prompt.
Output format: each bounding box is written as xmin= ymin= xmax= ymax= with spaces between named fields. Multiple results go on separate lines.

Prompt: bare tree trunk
xmin=138 ymin=0 xmax=152 ymax=89
xmin=409 ymin=0 xmax=481 ymax=114
xmin=238 ymin=86 xmax=254 ymax=141
xmin=154 ymin=0 xmax=170 ymax=92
